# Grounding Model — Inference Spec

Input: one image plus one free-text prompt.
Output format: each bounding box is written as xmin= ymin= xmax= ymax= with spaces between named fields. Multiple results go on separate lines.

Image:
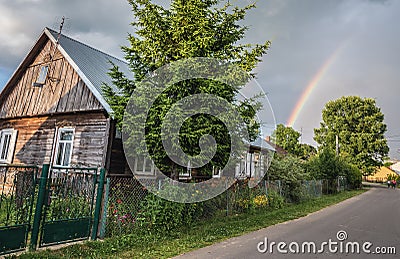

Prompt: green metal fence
xmin=0 ymin=165 xmax=38 ymax=255
xmin=0 ymin=164 xmax=106 ymax=255
xmin=37 ymin=166 xmax=101 ymax=247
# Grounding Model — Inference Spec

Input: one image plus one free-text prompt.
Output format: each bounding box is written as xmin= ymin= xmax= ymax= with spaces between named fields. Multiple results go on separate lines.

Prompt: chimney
xmin=265 ymin=136 xmax=271 ymax=142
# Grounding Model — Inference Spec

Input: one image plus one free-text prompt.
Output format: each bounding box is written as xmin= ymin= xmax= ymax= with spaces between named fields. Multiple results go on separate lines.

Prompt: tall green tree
xmin=314 ymin=96 xmax=389 ymax=175
xmin=103 ymin=0 xmax=270 ymax=179
xmin=272 ymin=124 xmax=301 ymax=154
xmin=272 ymin=124 xmax=316 ymax=159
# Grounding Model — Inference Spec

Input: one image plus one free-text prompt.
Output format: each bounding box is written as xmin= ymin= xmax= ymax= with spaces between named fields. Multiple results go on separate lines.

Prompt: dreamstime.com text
xmin=257 ymin=230 xmax=396 ymax=255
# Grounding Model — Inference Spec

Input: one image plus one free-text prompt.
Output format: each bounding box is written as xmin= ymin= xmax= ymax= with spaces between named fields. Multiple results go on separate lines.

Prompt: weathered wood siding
xmin=0 ymin=112 xmax=108 ymax=167
xmin=0 ymin=39 xmax=103 ymax=119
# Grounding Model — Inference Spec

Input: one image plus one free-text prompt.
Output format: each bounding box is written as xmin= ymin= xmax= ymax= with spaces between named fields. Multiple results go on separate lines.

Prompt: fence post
xmin=91 ymin=168 xmax=106 ymax=240
xmin=99 ymin=177 xmax=110 ymax=238
xmin=225 ymin=180 xmax=229 ymax=217
xmin=30 ymin=164 xmax=49 ymax=251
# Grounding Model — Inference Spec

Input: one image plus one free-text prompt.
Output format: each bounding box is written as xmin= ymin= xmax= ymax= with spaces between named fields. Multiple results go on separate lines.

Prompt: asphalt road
xmin=173 ymin=186 xmax=400 ymax=259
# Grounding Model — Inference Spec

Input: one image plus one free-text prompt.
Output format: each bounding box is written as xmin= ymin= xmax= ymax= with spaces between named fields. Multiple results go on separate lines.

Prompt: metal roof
xmin=249 ymin=137 xmax=276 ymax=152
xmin=45 ymin=27 xmax=133 ymax=114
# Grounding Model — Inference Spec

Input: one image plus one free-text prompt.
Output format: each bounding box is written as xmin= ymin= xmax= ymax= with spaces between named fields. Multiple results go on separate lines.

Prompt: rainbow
xmin=286 ymin=43 xmax=346 ymax=127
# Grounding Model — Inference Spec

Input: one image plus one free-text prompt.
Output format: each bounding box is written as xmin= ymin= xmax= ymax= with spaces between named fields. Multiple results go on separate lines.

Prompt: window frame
xmin=33 ymin=65 xmax=49 ymax=86
xmin=0 ymin=128 xmax=18 ymax=164
xmin=133 ymin=155 xmax=155 ymax=176
xmin=53 ymin=128 xmax=75 ymax=167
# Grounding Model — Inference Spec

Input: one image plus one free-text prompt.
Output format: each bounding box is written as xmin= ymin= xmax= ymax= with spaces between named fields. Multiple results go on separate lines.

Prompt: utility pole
xmin=336 ymin=134 xmax=339 ymax=156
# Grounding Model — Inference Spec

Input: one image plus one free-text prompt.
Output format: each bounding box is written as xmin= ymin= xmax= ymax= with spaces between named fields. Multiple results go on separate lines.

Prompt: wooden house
xmin=0 ymin=27 xmax=276 ymax=180
xmin=0 ymin=27 xmax=130 ymax=174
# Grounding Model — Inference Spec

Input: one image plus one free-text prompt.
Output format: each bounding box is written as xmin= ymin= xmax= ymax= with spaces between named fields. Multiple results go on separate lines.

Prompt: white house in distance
xmin=390 ymin=162 xmax=400 ymax=174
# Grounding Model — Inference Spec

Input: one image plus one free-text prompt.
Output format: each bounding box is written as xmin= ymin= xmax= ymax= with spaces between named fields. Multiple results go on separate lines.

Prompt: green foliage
xmin=272 ymin=124 xmax=301 ymax=155
xmin=267 ymin=190 xmax=285 ymax=209
xmin=384 ymin=161 xmax=394 ymax=167
xmin=305 ymin=148 xmax=362 ymax=189
xmin=103 ymin=0 xmax=270 ymax=178
xmin=266 ymin=155 xmax=312 ymax=203
xmin=0 ymin=195 xmax=32 ymax=226
xmin=46 ymin=195 xmax=91 ymax=221
xmin=297 ymin=143 xmax=317 ymax=160
xmin=267 ymin=155 xmax=309 ymax=182
xmin=306 ymin=149 xmax=344 ymax=180
xmin=314 ymin=96 xmax=389 ymax=175
xmin=18 ymin=190 xmax=366 ymax=259
xmin=136 ymin=186 xmax=200 ymax=234
xmin=343 ymin=163 xmax=363 ymax=189
xmin=272 ymin=124 xmax=316 ymax=159
xmin=387 ymin=174 xmax=400 ymax=182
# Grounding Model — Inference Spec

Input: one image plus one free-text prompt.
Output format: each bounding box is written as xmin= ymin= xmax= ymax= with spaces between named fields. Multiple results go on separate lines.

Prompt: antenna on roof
xmin=50 ymin=16 xmax=65 ymax=62
xmin=42 ymin=16 xmax=68 ymax=91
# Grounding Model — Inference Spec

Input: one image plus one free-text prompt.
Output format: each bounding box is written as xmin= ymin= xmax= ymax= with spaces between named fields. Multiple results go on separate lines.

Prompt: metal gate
xmin=37 ymin=166 xmax=105 ymax=247
xmin=0 ymin=164 xmax=105 ymax=255
xmin=0 ymin=165 xmax=38 ymax=255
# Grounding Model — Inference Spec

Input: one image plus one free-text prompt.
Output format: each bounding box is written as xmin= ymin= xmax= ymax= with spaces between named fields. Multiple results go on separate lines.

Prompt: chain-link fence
xmin=101 ymin=176 xmax=351 ymax=237
xmin=99 ymin=176 xmax=148 ymax=237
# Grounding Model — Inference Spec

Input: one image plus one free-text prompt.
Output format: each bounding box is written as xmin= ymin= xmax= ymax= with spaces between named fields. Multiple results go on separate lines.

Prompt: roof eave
xmin=43 ymin=28 xmax=113 ymax=116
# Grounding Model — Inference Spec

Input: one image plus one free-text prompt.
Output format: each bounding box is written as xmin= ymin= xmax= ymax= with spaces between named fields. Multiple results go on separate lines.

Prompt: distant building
xmin=390 ymin=162 xmax=400 ymax=174
xmin=365 ymin=167 xmax=397 ymax=183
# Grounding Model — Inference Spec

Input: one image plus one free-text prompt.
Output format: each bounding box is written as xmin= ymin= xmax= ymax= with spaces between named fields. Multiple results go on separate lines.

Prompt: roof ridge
xmin=46 ymin=27 xmax=128 ymax=65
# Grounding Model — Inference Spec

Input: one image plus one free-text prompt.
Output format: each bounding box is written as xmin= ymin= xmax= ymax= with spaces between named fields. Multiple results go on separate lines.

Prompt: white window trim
xmin=179 ymin=160 xmax=192 ymax=179
xmin=34 ymin=65 xmax=49 ymax=86
xmin=53 ymin=128 xmax=75 ymax=167
xmin=134 ymin=156 xmax=155 ymax=176
xmin=212 ymin=166 xmax=222 ymax=178
xmin=0 ymin=128 xmax=18 ymax=164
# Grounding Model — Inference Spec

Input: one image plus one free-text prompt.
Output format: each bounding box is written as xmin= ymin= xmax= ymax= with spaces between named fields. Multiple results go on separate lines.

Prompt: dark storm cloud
xmin=0 ymin=0 xmax=132 ymax=70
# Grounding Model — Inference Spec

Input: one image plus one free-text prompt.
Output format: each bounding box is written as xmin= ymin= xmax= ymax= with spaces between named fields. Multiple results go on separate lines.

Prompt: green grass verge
xmin=14 ymin=189 xmax=366 ymax=259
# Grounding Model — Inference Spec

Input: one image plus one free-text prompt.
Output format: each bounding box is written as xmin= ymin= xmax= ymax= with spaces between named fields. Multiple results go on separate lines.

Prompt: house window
xmin=34 ymin=65 xmax=49 ymax=86
xmin=134 ymin=156 xmax=155 ymax=176
xmin=54 ymin=128 xmax=74 ymax=167
xmin=0 ymin=129 xmax=18 ymax=164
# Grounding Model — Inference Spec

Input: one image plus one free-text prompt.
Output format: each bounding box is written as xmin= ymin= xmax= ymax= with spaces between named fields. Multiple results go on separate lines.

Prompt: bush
xmin=136 ymin=185 xmax=200 ymax=234
xmin=305 ymin=148 xmax=362 ymax=190
xmin=283 ymin=181 xmax=311 ymax=203
xmin=267 ymin=190 xmax=285 ymax=209
xmin=343 ymin=163 xmax=362 ymax=189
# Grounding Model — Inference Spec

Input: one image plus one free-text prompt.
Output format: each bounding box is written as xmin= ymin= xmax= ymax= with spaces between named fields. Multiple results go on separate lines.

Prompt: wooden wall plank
xmin=0 ymin=37 xmax=107 ymax=119
xmin=12 ymin=63 xmax=31 ymax=117
xmin=65 ymin=73 xmax=79 ymax=112
xmin=0 ymin=112 xmax=108 ymax=167
xmin=40 ymin=58 xmax=62 ymax=114
xmin=72 ymin=80 xmax=85 ymax=111
xmin=56 ymin=62 xmax=75 ymax=113
xmin=21 ymin=65 xmax=38 ymax=116
xmin=48 ymin=59 xmax=67 ymax=114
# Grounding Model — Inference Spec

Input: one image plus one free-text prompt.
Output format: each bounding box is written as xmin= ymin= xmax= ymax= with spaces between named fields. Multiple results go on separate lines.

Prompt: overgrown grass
xmin=14 ymin=189 xmax=366 ymax=259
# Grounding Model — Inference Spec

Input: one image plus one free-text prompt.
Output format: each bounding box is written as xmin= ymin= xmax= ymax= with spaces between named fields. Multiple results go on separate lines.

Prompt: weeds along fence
xmin=102 ymin=176 xmax=350 ymax=237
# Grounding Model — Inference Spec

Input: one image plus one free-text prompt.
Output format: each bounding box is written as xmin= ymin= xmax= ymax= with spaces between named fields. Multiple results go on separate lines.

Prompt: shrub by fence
xmin=102 ymin=176 xmax=352 ymax=237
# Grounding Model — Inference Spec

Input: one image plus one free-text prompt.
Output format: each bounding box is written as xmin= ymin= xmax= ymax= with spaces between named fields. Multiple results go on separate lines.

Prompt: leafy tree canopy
xmin=314 ymin=96 xmax=389 ymax=175
xmin=305 ymin=148 xmax=362 ymax=188
xmin=272 ymin=124 xmax=316 ymax=159
xmin=103 ymin=0 xmax=270 ymax=178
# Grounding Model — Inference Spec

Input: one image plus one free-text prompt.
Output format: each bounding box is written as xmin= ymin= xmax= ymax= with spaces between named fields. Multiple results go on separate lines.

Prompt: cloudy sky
xmin=1 ymin=0 xmax=399 ymax=159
